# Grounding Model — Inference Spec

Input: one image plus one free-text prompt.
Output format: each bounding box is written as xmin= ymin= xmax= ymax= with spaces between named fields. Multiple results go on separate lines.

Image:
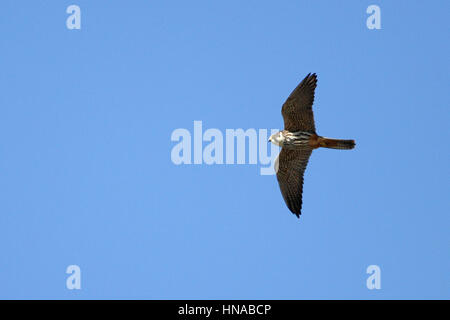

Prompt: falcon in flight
xmin=269 ymin=73 xmax=355 ymax=218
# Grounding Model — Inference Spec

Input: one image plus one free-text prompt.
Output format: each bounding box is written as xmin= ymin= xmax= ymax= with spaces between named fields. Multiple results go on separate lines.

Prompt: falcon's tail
xmin=318 ymin=137 xmax=355 ymax=150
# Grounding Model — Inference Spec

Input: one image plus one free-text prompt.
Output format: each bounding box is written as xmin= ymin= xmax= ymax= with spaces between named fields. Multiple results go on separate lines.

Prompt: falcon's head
xmin=268 ymin=131 xmax=284 ymax=146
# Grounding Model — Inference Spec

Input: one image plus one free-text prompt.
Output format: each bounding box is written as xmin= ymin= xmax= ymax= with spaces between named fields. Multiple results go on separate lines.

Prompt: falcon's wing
xmin=281 ymin=73 xmax=317 ymax=133
xmin=276 ymin=147 xmax=313 ymax=217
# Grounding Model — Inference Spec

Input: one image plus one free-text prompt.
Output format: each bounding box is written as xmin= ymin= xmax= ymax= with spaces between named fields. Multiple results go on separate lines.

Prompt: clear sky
xmin=0 ymin=1 xmax=448 ymax=299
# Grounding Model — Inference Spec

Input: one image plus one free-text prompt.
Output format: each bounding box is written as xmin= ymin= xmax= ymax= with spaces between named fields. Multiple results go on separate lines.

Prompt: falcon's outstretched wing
xmin=276 ymin=147 xmax=313 ymax=217
xmin=281 ymin=73 xmax=317 ymax=133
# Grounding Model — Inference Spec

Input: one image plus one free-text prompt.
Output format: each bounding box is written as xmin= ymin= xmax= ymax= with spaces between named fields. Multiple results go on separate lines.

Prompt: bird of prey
xmin=269 ymin=73 xmax=355 ymax=218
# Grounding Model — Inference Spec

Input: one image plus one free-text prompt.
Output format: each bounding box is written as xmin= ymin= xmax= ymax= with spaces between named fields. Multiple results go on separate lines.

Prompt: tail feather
xmin=319 ymin=137 xmax=355 ymax=150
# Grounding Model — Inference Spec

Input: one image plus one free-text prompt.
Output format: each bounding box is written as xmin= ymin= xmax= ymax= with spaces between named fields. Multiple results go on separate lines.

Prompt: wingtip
xmin=304 ymin=72 xmax=317 ymax=85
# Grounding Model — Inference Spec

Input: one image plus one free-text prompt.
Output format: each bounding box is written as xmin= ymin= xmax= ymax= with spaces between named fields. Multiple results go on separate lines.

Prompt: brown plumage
xmin=271 ymin=73 xmax=355 ymax=218
xmin=276 ymin=148 xmax=312 ymax=216
xmin=281 ymin=73 xmax=317 ymax=133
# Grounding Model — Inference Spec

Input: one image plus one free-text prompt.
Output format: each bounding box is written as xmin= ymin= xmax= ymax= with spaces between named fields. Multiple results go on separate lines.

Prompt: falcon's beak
xmin=268 ymin=138 xmax=271 ymax=142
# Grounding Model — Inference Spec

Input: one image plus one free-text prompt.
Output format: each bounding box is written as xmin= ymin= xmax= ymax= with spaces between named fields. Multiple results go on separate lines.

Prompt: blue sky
xmin=0 ymin=1 xmax=448 ymax=299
